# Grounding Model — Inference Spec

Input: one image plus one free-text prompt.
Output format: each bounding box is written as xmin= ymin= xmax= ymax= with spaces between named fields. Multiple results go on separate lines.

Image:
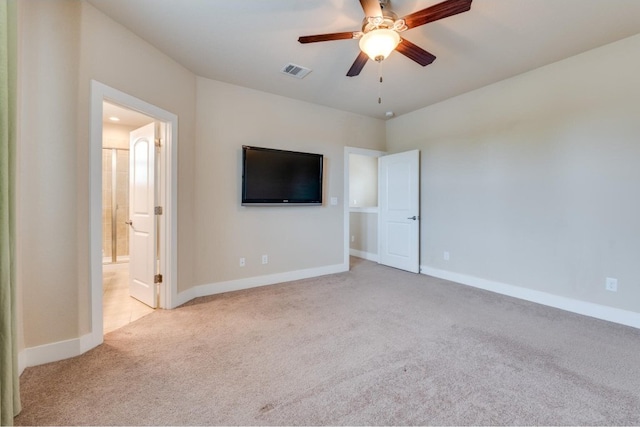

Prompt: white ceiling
xmin=103 ymin=101 xmax=154 ymax=127
xmin=87 ymin=0 xmax=640 ymax=119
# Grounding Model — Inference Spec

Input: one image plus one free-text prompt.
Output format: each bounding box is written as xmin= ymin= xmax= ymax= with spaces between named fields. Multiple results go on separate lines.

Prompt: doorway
xmin=344 ymin=147 xmax=385 ymax=269
xmin=89 ymin=81 xmax=178 ymax=349
xmin=344 ymin=147 xmax=420 ymax=274
xmin=101 ymin=101 xmax=156 ymax=333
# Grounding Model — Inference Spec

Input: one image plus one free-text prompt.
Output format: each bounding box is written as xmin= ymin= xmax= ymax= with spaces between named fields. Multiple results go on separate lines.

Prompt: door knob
xmin=125 ymin=220 xmax=133 ymax=226
xmin=407 ymin=216 xmax=418 ymax=220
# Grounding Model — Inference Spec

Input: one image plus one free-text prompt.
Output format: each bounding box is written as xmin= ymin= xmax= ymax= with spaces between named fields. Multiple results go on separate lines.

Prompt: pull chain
xmin=378 ymin=59 xmax=383 ymax=104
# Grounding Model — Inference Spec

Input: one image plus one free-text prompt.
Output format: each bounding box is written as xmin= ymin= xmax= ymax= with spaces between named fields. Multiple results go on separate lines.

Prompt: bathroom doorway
xmin=101 ymin=101 xmax=155 ymax=333
xmin=89 ymin=80 xmax=178 ymax=349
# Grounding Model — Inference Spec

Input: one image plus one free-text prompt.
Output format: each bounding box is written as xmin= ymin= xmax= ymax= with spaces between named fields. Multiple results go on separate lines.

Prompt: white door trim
xmin=343 ymin=147 xmax=386 ymax=269
xmin=89 ymin=80 xmax=178 ymax=349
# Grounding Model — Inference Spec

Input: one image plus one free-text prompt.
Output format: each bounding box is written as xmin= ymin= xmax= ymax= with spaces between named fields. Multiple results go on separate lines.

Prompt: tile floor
xmin=103 ymin=262 xmax=155 ymax=334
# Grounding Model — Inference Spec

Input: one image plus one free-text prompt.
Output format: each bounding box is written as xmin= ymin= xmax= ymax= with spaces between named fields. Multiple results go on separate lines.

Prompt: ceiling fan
xmin=298 ymin=0 xmax=472 ymax=77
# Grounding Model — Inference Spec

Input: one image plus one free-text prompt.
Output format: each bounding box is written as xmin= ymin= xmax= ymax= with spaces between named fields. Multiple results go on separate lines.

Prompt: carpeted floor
xmin=15 ymin=258 xmax=640 ymax=425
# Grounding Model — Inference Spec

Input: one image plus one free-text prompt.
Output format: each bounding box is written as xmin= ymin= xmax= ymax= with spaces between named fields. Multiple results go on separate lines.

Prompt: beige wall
xmin=386 ymin=34 xmax=640 ymax=314
xmin=17 ymin=0 xmax=197 ymax=347
xmin=349 ymin=212 xmax=378 ymax=255
xmin=348 ymin=153 xmax=379 ymax=257
xmin=349 ymin=154 xmax=378 ymax=208
xmin=103 ymin=122 xmax=136 ymax=149
xmin=193 ymin=78 xmax=385 ymax=284
xmin=18 ymin=0 xmax=82 ymax=347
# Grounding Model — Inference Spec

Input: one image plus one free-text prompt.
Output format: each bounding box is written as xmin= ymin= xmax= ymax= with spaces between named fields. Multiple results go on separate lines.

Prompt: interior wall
xmin=102 ymin=121 xmax=135 ymax=149
xmin=386 ymin=34 xmax=640 ymax=315
xmin=17 ymin=0 xmax=197 ymax=348
xmin=17 ymin=0 xmax=81 ymax=348
xmin=349 ymin=212 xmax=378 ymax=256
xmin=194 ymin=77 xmax=386 ymax=285
xmin=348 ymin=153 xmax=379 ymax=257
xmin=349 ymin=154 xmax=378 ymax=208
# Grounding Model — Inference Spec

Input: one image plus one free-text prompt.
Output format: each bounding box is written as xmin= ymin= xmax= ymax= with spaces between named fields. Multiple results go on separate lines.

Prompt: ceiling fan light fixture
xmin=359 ymin=28 xmax=400 ymax=62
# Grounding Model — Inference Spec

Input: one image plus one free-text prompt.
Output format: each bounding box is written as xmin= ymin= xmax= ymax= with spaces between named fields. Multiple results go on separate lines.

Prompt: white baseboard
xmin=30 ymin=262 xmax=632 ymax=369
xmin=349 ymin=249 xmax=379 ymax=263
xmin=19 ymin=331 xmax=98 ymax=370
xmin=421 ymin=265 xmax=640 ymax=329
xmin=176 ymin=263 xmax=348 ymax=307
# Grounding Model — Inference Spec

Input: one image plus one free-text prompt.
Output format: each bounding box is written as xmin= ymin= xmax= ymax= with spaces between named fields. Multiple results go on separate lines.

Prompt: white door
xmin=378 ymin=150 xmax=420 ymax=273
xmin=128 ymin=122 xmax=158 ymax=307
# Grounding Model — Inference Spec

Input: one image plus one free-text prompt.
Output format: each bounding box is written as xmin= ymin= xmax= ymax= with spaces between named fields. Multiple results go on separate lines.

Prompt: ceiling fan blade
xmin=359 ymin=0 xmax=383 ymax=17
xmin=401 ymin=0 xmax=472 ymax=29
xmin=396 ymin=38 xmax=436 ymax=66
xmin=347 ymin=51 xmax=369 ymax=77
xmin=298 ymin=32 xmax=356 ymax=44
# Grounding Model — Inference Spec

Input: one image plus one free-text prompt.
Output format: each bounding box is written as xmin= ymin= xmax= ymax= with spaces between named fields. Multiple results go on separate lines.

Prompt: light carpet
xmin=15 ymin=258 xmax=640 ymax=425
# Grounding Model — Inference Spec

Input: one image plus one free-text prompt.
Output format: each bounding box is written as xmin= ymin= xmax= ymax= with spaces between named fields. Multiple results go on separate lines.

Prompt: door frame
xmin=88 ymin=80 xmax=178 ymax=347
xmin=343 ymin=146 xmax=386 ymax=269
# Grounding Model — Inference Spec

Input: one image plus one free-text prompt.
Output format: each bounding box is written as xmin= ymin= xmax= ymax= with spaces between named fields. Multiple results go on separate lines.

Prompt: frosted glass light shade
xmin=359 ymin=29 xmax=400 ymax=61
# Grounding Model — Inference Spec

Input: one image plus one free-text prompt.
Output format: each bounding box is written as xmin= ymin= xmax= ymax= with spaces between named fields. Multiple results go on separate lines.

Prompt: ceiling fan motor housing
xmin=361 ymin=9 xmax=406 ymax=34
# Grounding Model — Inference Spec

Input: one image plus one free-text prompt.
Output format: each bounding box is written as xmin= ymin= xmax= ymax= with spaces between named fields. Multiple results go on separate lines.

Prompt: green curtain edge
xmin=0 ymin=0 xmax=21 ymax=424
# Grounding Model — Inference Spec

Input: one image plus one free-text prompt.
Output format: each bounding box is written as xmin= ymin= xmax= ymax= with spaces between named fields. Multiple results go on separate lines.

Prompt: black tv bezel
xmin=241 ymin=145 xmax=324 ymax=206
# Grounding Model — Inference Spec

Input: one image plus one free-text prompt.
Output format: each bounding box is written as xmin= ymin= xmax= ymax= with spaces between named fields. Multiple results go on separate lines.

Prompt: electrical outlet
xmin=605 ymin=277 xmax=617 ymax=292
xmin=262 ymin=254 xmax=268 ymax=264
xmin=443 ymin=251 xmax=450 ymax=261
xmin=239 ymin=257 xmax=245 ymax=267
xmin=351 ymin=235 xmax=355 ymax=243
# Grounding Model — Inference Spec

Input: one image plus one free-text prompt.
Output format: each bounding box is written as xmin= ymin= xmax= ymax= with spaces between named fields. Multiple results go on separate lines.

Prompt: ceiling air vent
xmin=280 ymin=63 xmax=311 ymax=79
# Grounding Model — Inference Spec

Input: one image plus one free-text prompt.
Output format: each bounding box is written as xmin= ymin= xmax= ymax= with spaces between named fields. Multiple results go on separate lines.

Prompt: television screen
xmin=242 ymin=146 xmax=323 ymax=206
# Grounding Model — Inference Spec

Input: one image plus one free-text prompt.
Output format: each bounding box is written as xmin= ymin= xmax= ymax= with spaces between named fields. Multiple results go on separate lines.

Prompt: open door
xmin=378 ymin=150 xmax=420 ymax=273
xmin=128 ymin=122 xmax=158 ymax=307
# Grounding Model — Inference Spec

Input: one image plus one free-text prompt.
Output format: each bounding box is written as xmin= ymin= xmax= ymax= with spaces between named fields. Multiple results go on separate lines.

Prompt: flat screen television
xmin=242 ymin=146 xmax=324 ymax=206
